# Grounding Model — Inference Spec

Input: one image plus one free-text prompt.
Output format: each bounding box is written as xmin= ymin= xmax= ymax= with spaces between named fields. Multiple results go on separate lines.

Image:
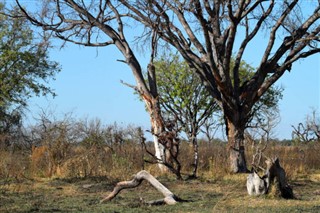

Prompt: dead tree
xmin=246 ymin=119 xmax=293 ymax=199
xmin=247 ymin=157 xmax=293 ymax=199
xmin=100 ymin=170 xmax=182 ymax=205
xmin=246 ymin=132 xmax=270 ymax=196
xmin=142 ymin=120 xmax=183 ymax=180
xmin=246 ymin=134 xmax=293 ymax=198
xmin=292 ymin=109 xmax=320 ymax=142
xmin=265 ymin=157 xmax=294 ymax=199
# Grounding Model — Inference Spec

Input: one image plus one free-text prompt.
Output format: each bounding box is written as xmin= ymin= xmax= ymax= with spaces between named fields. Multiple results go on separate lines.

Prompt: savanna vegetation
xmin=11 ymin=0 xmax=320 ymax=174
xmin=1 ymin=0 xmax=320 ymax=212
xmin=0 ymin=112 xmax=320 ymax=212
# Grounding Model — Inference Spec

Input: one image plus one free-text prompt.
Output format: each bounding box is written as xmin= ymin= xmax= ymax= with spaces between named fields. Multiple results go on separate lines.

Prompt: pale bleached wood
xmin=100 ymin=170 xmax=178 ymax=205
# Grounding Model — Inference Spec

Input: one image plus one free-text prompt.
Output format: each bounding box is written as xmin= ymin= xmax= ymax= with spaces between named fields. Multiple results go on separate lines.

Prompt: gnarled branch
xmin=100 ymin=170 xmax=181 ymax=205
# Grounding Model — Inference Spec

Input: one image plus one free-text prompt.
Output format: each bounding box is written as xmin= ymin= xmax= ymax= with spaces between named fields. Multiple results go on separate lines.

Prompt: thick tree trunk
xmin=226 ymin=118 xmax=248 ymax=173
xmin=100 ymin=170 xmax=180 ymax=205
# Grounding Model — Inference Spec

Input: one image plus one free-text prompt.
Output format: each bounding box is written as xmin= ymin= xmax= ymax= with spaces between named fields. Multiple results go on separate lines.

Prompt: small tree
xmin=154 ymin=52 xmax=218 ymax=177
xmin=0 ymin=4 xmax=59 ymax=148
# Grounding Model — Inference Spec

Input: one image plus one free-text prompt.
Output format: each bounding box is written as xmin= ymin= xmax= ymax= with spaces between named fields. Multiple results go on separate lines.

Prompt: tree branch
xmin=100 ymin=170 xmax=181 ymax=205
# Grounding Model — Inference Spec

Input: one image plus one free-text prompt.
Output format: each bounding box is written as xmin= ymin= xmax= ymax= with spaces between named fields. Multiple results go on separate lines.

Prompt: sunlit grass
xmin=1 ymin=137 xmax=320 ymax=212
xmin=1 ymin=172 xmax=320 ymax=212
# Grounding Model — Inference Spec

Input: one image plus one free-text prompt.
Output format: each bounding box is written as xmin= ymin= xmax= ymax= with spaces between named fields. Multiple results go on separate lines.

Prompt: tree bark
xmin=190 ymin=135 xmax=199 ymax=178
xmin=247 ymin=158 xmax=294 ymax=199
xmin=100 ymin=170 xmax=179 ymax=205
xmin=138 ymin=94 xmax=182 ymax=179
xmin=141 ymin=95 xmax=168 ymax=172
xmin=265 ymin=158 xmax=294 ymax=199
xmin=226 ymin=118 xmax=248 ymax=173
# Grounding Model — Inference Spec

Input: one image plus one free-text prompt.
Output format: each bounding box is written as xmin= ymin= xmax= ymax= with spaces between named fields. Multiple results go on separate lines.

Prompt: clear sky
xmin=25 ymin=2 xmax=320 ymax=141
xmin=25 ymin=39 xmax=319 ymax=140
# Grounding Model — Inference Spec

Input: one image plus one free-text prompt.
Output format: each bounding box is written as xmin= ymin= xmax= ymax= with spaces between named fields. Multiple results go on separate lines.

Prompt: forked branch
xmin=100 ymin=170 xmax=182 ymax=205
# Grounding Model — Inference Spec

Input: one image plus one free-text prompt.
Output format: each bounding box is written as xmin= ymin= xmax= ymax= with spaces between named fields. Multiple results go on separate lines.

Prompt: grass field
xmin=1 ymin=172 xmax=320 ymax=213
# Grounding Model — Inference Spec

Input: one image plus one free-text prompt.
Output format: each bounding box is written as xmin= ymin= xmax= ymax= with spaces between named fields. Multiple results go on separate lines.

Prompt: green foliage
xmin=153 ymin=52 xmax=283 ymax=137
xmin=154 ymin=52 xmax=217 ymax=138
xmin=0 ymin=4 xmax=60 ymax=134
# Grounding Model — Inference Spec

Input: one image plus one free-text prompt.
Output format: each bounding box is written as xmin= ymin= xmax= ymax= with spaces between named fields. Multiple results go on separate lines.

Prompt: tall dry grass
xmin=1 ymin=116 xmax=319 ymax=181
xmin=245 ymin=141 xmax=320 ymax=180
xmin=3 ymin=140 xmax=319 ymax=181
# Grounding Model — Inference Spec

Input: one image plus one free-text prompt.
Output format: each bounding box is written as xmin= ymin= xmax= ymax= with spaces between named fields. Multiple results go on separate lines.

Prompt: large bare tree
xmin=12 ymin=0 xmax=180 ymax=174
xmin=119 ymin=0 xmax=320 ymax=172
xmin=13 ymin=1 xmax=320 ymax=174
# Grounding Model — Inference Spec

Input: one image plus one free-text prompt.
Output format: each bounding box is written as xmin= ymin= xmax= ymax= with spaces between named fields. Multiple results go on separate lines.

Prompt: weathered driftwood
xmin=247 ymin=157 xmax=294 ymax=199
xmin=100 ymin=170 xmax=180 ymax=205
xmin=247 ymin=169 xmax=268 ymax=196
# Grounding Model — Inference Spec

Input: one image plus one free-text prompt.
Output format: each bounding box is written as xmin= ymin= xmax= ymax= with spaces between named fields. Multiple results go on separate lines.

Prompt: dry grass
xmin=1 ymin=140 xmax=320 ymax=181
xmin=1 ymin=171 xmax=320 ymax=212
xmin=1 ymin=137 xmax=320 ymax=212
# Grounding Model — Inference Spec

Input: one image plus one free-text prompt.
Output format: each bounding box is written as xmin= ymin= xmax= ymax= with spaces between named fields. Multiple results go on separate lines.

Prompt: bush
xmin=1 ymin=112 xmax=320 ymax=180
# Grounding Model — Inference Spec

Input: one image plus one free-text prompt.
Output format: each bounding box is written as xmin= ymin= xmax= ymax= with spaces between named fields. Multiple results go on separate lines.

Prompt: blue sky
xmin=25 ymin=2 xmax=320 ymax=140
xmin=26 ymin=39 xmax=319 ymax=140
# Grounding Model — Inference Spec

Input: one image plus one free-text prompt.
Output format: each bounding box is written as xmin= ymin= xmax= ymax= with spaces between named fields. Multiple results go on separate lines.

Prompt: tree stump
xmin=100 ymin=170 xmax=181 ymax=205
xmin=265 ymin=157 xmax=294 ymax=199
xmin=247 ymin=157 xmax=294 ymax=199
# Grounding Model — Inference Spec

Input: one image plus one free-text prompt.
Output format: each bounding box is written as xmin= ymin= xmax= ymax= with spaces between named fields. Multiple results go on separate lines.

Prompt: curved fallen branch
xmin=100 ymin=170 xmax=181 ymax=205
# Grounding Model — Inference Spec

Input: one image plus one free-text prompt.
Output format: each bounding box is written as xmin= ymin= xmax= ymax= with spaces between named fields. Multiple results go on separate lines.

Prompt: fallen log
xmin=100 ymin=170 xmax=181 ymax=205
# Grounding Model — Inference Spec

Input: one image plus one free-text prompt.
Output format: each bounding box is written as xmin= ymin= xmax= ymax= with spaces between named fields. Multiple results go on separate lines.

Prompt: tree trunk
xmin=100 ymin=170 xmax=180 ymax=205
xmin=141 ymin=93 xmax=182 ymax=179
xmin=189 ymin=135 xmax=199 ymax=178
xmin=152 ymin=127 xmax=167 ymax=172
xmin=226 ymin=118 xmax=248 ymax=173
xmin=142 ymin=95 xmax=168 ymax=173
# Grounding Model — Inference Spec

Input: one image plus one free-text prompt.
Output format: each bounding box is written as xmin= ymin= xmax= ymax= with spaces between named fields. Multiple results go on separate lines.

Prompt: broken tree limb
xmin=100 ymin=170 xmax=180 ymax=205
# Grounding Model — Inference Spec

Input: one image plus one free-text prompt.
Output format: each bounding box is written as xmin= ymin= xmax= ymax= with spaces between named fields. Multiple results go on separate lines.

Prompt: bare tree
xmin=292 ymin=109 xmax=320 ymax=142
xmin=119 ymin=0 xmax=320 ymax=172
xmin=246 ymin=104 xmax=280 ymax=167
xmin=12 ymin=0 xmax=178 ymax=173
xmin=246 ymin=108 xmax=293 ymax=198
